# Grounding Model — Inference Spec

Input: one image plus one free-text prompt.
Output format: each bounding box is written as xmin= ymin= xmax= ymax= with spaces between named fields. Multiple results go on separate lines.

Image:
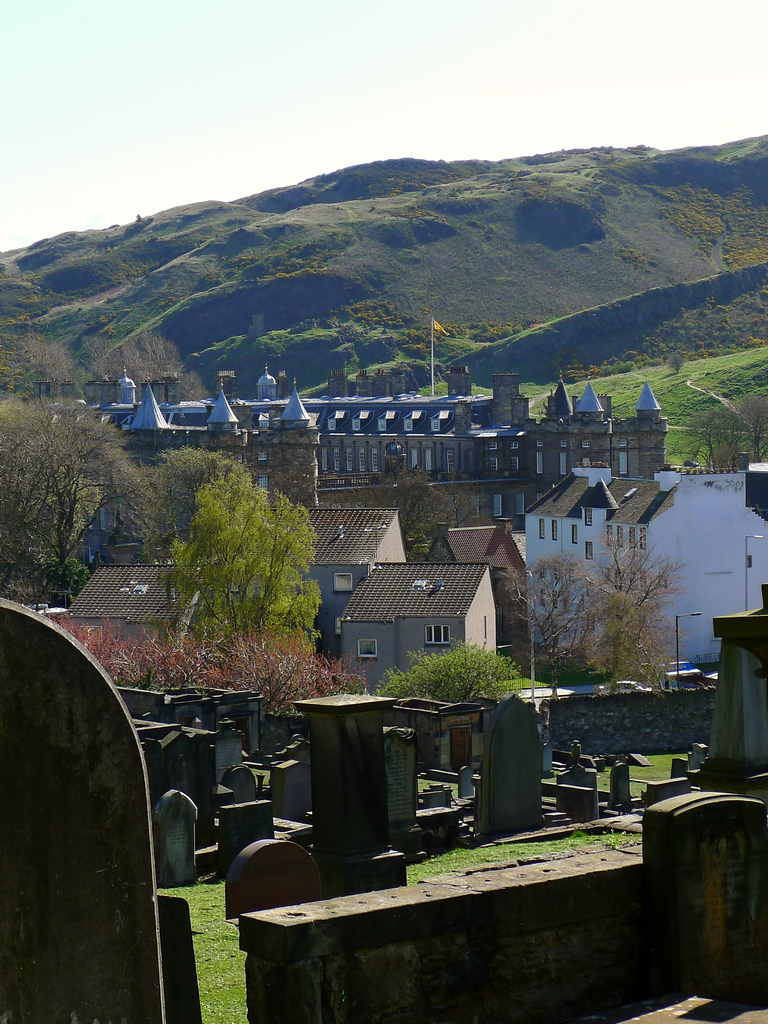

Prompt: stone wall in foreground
xmin=240 ymin=849 xmax=643 ymax=1024
xmin=541 ymin=688 xmax=716 ymax=754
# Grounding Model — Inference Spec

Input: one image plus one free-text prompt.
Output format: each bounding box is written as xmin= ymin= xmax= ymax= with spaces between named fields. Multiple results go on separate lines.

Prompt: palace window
xmin=358 ymin=448 xmax=366 ymax=472
xmin=584 ymin=508 xmax=593 ymax=526
xmin=371 ymin=449 xmax=379 ymax=472
xmin=493 ymin=493 xmax=502 ymax=517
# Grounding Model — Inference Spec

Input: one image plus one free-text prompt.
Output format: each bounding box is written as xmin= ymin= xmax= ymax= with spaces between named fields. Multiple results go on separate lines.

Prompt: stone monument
xmin=225 ymin=838 xmax=321 ymax=920
xmin=0 ymin=601 xmax=165 ymax=1021
xmin=222 ymin=763 xmax=257 ymax=804
xmin=690 ymin=586 xmax=768 ymax=803
xmin=644 ymin=791 xmax=768 ymax=1003
xmin=271 ymin=758 xmax=312 ymax=822
xmin=383 ymin=727 xmax=422 ymax=859
xmin=479 ymin=694 xmax=543 ymax=835
xmin=294 ymin=694 xmax=406 ymax=897
xmin=218 ymin=799 xmax=274 ymax=875
xmin=153 ymin=789 xmax=197 ymax=887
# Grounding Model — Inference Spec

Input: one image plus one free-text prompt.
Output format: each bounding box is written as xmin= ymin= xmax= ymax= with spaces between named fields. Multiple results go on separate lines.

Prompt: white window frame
xmin=404 ymin=417 xmax=413 ymax=432
xmin=551 ymin=519 xmax=558 ymax=541
xmin=352 ymin=417 xmax=361 ymax=431
xmin=493 ymin=493 xmax=502 ymax=517
xmin=257 ymin=474 xmax=268 ymax=490
xmin=559 ymin=451 xmax=566 ymax=476
xmin=515 ymin=492 xmax=525 ymax=514
xmin=371 ymin=448 xmax=380 ymax=472
xmin=333 ymin=573 xmax=353 ymax=592
xmin=571 ymin=524 xmax=578 ymax=544
xmin=358 ymin=448 xmax=366 ymax=472
xmin=333 ymin=448 xmax=341 ymax=471
xmin=619 ymin=451 xmax=628 ymax=475
xmin=327 ymin=418 xmax=336 ymax=431
xmin=584 ymin=507 xmax=593 ymax=526
xmin=488 ymin=442 xmax=498 ymax=451
xmin=320 ymin=448 xmax=328 ymax=472
xmin=619 ymin=438 xmax=627 ymax=447
xmin=357 ymin=638 xmax=377 ymax=659
xmin=539 ymin=517 xmax=546 ymax=539
xmin=511 ymin=456 xmax=519 ymax=470
xmin=447 ymin=449 xmax=455 ymax=472
xmin=424 ymin=449 xmax=433 ymax=471
xmin=345 ymin=448 xmax=354 ymax=472
xmin=489 ymin=456 xmax=498 ymax=472
xmin=510 ymin=440 xmax=519 ymax=450
xmin=334 ymin=616 xmax=342 ymax=635
xmin=585 ymin=541 xmax=594 ymax=560
xmin=410 ymin=448 xmax=419 ymax=469
xmin=640 ymin=526 xmax=647 ymax=550
xmin=425 ymin=624 xmax=450 ymax=645
xmin=257 ymin=450 xmax=268 ymax=462
xmin=560 ymin=440 xmax=567 ymax=448
xmin=378 ymin=417 xmax=387 ymax=431
xmin=431 ymin=417 xmax=440 ymax=431
xmin=582 ymin=439 xmax=590 ymax=449
xmin=536 ymin=452 xmax=543 ymax=474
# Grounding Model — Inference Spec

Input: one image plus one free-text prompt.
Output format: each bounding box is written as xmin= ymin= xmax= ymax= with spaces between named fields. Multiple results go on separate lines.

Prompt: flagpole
xmin=430 ymin=316 xmax=435 ymax=396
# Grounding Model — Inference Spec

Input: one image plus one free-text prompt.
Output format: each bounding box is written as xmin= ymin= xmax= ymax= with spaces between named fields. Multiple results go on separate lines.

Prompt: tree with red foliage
xmin=61 ymin=621 xmax=365 ymax=714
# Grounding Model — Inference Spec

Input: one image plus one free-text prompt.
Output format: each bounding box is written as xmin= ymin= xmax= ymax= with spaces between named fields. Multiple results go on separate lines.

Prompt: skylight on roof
xmin=623 ymin=488 xmax=638 ymax=500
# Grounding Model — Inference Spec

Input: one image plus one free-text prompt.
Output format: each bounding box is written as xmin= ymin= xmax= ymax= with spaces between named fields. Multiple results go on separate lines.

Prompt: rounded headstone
xmin=225 ymin=839 xmax=321 ymax=920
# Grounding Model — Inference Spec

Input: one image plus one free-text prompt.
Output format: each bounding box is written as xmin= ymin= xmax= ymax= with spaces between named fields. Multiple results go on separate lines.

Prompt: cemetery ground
xmin=171 ymin=750 xmax=676 ymax=1024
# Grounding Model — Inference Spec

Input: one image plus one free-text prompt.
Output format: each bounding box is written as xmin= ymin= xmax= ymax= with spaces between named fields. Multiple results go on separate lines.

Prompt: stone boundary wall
xmin=541 ymin=688 xmax=716 ymax=753
xmin=240 ymin=849 xmax=644 ymax=1024
xmin=260 ymin=714 xmax=309 ymax=755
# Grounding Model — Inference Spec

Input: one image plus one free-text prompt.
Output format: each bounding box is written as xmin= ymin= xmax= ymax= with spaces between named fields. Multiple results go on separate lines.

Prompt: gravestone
xmin=479 ymin=693 xmax=543 ymax=835
xmin=644 ymin=777 xmax=692 ymax=806
xmin=457 ymin=765 xmax=474 ymax=799
xmin=218 ymin=799 xmax=274 ymax=875
xmin=384 ymin=727 xmax=422 ymax=858
xmin=142 ymin=727 xmax=216 ymax=847
xmin=154 ymin=789 xmax=197 ymax=887
xmin=295 ymin=694 xmax=406 ymax=898
xmin=421 ymin=784 xmax=452 ymax=808
xmin=216 ymin=720 xmax=244 ymax=781
xmin=609 ymin=761 xmax=631 ymax=811
xmin=671 ymin=756 xmax=689 ymax=779
xmin=222 ymin=763 xmax=257 ymax=804
xmin=557 ymin=740 xmax=598 ymax=791
xmin=689 ymin=742 xmax=708 ymax=771
xmin=225 ymin=838 xmax=321 ymax=920
xmin=0 ymin=601 xmax=165 ymax=1021
xmin=271 ymin=758 xmax=312 ymax=822
xmin=645 ymin=792 xmax=768 ymax=1003
xmin=556 ymin=783 xmax=599 ymax=823
xmin=158 ymin=894 xmax=203 ymax=1024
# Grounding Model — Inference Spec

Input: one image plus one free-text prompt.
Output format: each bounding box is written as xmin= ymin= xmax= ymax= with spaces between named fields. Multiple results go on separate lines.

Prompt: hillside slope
xmin=4 ymin=140 xmax=768 ymax=392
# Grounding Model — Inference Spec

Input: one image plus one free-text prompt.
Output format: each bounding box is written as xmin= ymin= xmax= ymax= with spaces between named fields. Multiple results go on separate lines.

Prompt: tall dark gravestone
xmin=479 ymin=694 xmax=543 ymax=835
xmin=295 ymin=694 xmax=406 ymax=898
xmin=644 ymin=791 xmax=768 ymax=1004
xmin=383 ymin=727 xmax=422 ymax=859
xmin=0 ymin=601 xmax=165 ymax=1022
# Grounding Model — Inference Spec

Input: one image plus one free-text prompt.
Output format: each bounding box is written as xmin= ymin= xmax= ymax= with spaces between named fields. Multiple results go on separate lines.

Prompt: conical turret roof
xmin=553 ymin=379 xmax=573 ymax=417
xmin=281 ymin=386 xmax=310 ymax=423
xmin=130 ymin=385 xmax=168 ymax=430
xmin=575 ymin=380 xmax=603 ymax=414
xmin=207 ymin=389 xmax=239 ymax=426
xmin=636 ymin=381 xmax=661 ymax=412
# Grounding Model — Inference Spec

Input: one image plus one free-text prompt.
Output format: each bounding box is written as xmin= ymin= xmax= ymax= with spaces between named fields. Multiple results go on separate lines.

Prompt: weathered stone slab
xmin=216 ymin=720 xmax=243 ymax=781
xmin=271 ymin=758 xmax=312 ymax=822
xmin=158 ymin=893 xmax=203 ymax=1024
xmin=0 ymin=601 xmax=164 ymax=1021
xmin=222 ymin=762 xmax=257 ymax=803
xmin=225 ymin=838 xmax=321 ymax=920
xmin=644 ymin=791 xmax=768 ymax=1003
xmin=218 ymin=799 xmax=274 ymax=875
xmin=556 ymin=783 xmax=599 ymax=823
xmin=154 ymin=788 xmax=197 ymax=887
xmin=479 ymin=693 xmax=542 ymax=835
xmin=644 ymin=777 xmax=691 ymax=807
xmin=609 ymin=761 xmax=631 ymax=811
xmin=384 ymin=727 xmax=422 ymax=858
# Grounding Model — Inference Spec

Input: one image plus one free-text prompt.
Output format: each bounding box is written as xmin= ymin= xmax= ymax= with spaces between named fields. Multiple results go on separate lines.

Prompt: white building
xmin=525 ymin=462 xmax=768 ymax=662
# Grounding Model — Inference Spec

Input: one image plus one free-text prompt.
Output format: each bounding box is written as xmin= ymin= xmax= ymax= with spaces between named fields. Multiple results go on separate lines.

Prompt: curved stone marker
xmin=225 ymin=838 xmax=321 ymax=921
xmin=479 ymin=693 xmax=543 ymax=835
xmin=0 ymin=601 xmax=165 ymax=1023
xmin=154 ymin=789 xmax=198 ymax=888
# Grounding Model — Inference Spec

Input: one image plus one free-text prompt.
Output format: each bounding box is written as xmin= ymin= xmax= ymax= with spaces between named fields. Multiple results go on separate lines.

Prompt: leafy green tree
xmin=141 ymin=447 xmax=251 ymax=560
xmin=379 ymin=642 xmax=522 ymax=702
xmin=170 ymin=474 xmax=320 ymax=636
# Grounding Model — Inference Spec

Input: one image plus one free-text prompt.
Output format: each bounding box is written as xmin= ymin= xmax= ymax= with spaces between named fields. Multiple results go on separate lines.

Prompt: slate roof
xmin=527 ymin=473 xmax=676 ymax=524
xmin=636 ymin=381 xmax=661 ymax=412
xmin=207 ymin=389 xmax=239 ymax=425
xmin=281 ymin=386 xmax=311 ymax=423
xmin=444 ymin=525 xmax=525 ymax=572
xmin=343 ymin=563 xmax=490 ymax=623
xmin=575 ymin=381 xmax=603 ymax=414
xmin=130 ymin=385 xmax=169 ymax=430
xmin=69 ymin=565 xmax=172 ymax=624
xmin=309 ymin=508 xmax=400 ymax=564
xmin=553 ymin=380 xmax=573 ymax=418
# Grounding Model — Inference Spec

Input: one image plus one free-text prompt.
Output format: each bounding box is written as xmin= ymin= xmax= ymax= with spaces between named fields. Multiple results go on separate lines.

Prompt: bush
xmin=379 ymin=642 xmax=523 ymax=703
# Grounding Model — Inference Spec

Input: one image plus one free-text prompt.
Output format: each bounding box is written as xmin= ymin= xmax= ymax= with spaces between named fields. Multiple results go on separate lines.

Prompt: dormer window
xmin=378 ymin=417 xmax=387 ymax=431
xmin=431 ymin=417 xmax=440 ymax=431
xmin=404 ymin=417 xmax=413 ymax=432
xmin=510 ymin=441 xmax=519 ymax=450
xmin=327 ymin=418 xmax=336 ymax=431
xmin=488 ymin=442 xmax=497 ymax=451
xmin=582 ymin=440 xmax=590 ymax=448
xmin=352 ymin=417 xmax=361 ymax=431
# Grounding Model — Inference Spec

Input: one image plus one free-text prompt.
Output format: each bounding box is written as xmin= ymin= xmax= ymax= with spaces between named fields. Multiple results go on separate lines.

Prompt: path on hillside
xmin=685 ymin=378 xmax=736 ymax=411
xmin=712 ymin=228 xmax=727 ymax=272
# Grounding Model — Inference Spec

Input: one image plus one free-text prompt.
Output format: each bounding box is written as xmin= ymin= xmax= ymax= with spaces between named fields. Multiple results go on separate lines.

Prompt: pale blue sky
xmin=3 ymin=0 xmax=767 ymax=252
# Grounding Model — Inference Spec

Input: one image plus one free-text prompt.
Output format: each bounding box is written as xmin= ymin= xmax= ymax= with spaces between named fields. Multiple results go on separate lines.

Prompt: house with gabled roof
xmin=307 ymin=507 xmax=406 ymax=657
xmin=526 ymin=462 xmax=768 ymax=661
xmin=340 ymin=562 xmax=495 ymax=689
xmin=69 ymin=565 xmax=174 ymax=637
xmin=426 ymin=523 xmax=526 ymax=643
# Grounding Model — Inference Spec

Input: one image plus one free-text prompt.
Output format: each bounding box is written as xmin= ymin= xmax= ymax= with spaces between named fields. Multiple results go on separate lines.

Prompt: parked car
xmin=597 ymin=680 xmax=653 ymax=694
xmin=665 ymin=660 xmax=707 ymax=688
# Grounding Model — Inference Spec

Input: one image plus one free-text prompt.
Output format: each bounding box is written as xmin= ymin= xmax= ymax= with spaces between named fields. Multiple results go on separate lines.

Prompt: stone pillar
xmin=294 ymin=694 xmax=406 ymax=897
xmin=492 ymin=372 xmax=519 ymax=425
xmin=446 ymin=365 xmax=471 ymax=396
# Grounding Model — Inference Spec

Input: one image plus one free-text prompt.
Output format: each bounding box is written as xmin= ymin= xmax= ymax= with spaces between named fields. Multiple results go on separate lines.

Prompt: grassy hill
xmin=5 ymin=140 xmax=768 ymax=393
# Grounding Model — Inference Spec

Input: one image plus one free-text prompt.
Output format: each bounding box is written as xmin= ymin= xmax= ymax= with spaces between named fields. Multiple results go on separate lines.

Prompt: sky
xmin=3 ymin=0 xmax=768 ymax=253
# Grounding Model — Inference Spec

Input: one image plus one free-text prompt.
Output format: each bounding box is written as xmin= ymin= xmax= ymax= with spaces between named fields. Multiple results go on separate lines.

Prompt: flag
xmin=432 ymin=318 xmax=449 ymax=336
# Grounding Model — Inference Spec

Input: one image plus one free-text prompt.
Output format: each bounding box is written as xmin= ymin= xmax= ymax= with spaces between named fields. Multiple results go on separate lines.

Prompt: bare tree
xmin=84 ymin=330 xmax=204 ymax=398
xmin=583 ymin=532 xmax=682 ymax=687
xmin=12 ymin=334 xmax=78 ymax=391
xmin=667 ymin=351 xmax=686 ymax=373
xmin=689 ymin=405 xmax=743 ymax=468
xmin=737 ymin=395 xmax=768 ymax=462
xmin=508 ymin=554 xmax=594 ymax=696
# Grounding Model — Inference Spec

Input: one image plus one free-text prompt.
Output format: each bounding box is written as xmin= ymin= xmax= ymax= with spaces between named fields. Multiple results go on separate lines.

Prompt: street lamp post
xmin=745 ymin=535 xmax=764 ymax=610
xmin=675 ymin=611 xmax=702 ymax=686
